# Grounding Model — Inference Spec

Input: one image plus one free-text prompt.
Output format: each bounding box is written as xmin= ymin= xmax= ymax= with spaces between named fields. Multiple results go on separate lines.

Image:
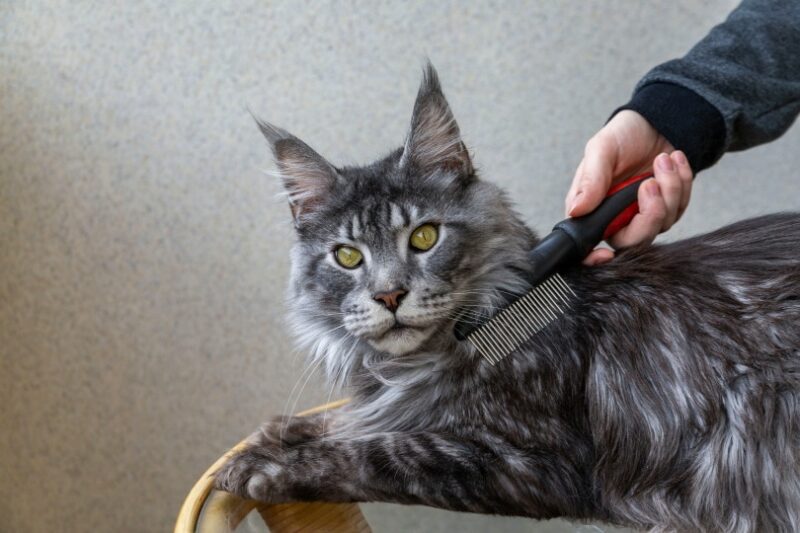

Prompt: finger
xmin=567 ymin=135 xmax=616 ymax=217
xmin=653 ymin=153 xmax=683 ymax=229
xmin=565 ymin=161 xmax=585 ymax=216
xmin=671 ymin=150 xmax=693 ymax=217
xmin=608 ymin=178 xmax=667 ymax=249
xmin=583 ymin=247 xmax=615 ymax=266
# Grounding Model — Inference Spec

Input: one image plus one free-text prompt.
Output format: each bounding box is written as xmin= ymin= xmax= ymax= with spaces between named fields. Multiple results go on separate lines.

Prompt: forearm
xmin=619 ymin=0 xmax=800 ymax=171
xmin=219 ymin=430 xmax=506 ymax=511
xmin=270 ymin=433 xmax=498 ymax=511
xmin=216 ymin=426 xmax=596 ymax=518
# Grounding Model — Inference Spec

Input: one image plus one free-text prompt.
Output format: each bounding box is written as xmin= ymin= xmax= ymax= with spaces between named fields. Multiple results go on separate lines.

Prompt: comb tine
xmin=468 ymin=331 xmax=495 ymax=364
xmin=554 ymin=273 xmax=577 ymax=298
xmin=506 ymin=301 xmax=535 ymax=342
xmin=545 ymin=275 xmax=570 ymax=309
xmin=472 ymin=322 xmax=505 ymax=364
xmin=536 ymin=282 xmax=559 ymax=315
xmin=539 ymin=278 xmax=566 ymax=315
xmin=516 ymin=298 xmax=547 ymax=342
xmin=486 ymin=316 xmax=517 ymax=359
xmin=506 ymin=297 xmax=539 ymax=343
xmin=469 ymin=313 xmax=514 ymax=364
xmin=466 ymin=274 xmax=576 ymax=363
xmin=491 ymin=311 xmax=522 ymax=361
xmin=499 ymin=311 xmax=521 ymax=345
xmin=518 ymin=292 xmax=548 ymax=331
xmin=552 ymin=275 xmax=576 ymax=309
xmin=483 ymin=328 xmax=507 ymax=364
xmin=529 ymin=286 xmax=557 ymax=323
xmin=483 ymin=336 xmax=504 ymax=365
xmin=548 ymin=274 xmax=570 ymax=301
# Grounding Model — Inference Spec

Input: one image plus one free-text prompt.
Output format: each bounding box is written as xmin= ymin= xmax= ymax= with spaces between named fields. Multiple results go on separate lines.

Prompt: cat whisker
xmin=320 ymin=335 xmax=358 ymax=441
xmin=449 ymin=287 xmax=528 ymax=296
xmin=442 ymin=308 xmax=494 ymax=320
xmin=281 ymin=354 xmax=327 ymax=445
xmin=279 ymin=351 xmax=322 ymax=444
xmin=302 ymin=311 xmax=348 ymax=319
xmin=448 ymin=303 xmax=507 ymax=311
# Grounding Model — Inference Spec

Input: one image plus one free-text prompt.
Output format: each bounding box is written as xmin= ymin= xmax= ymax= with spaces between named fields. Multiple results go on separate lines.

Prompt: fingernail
xmin=568 ymin=190 xmax=583 ymax=215
xmin=646 ymin=179 xmax=660 ymax=197
xmin=673 ymin=150 xmax=688 ymax=166
xmin=656 ymin=153 xmax=674 ymax=172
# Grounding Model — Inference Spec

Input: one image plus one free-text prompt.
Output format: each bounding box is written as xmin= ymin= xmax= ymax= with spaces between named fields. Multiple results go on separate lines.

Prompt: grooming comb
xmin=453 ymin=172 xmax=652 ymax=364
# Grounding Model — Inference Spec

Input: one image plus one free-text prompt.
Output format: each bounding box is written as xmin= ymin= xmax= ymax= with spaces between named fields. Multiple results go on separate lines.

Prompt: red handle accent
xmin=602 ymin=172 xmax=653 ymax=240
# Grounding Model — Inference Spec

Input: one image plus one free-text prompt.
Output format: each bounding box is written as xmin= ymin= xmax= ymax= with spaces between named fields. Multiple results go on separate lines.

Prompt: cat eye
xmin=334 ymin=245 xmax=363 ymax=269
xmin=409 ymin=223 xmax=439 ymax=251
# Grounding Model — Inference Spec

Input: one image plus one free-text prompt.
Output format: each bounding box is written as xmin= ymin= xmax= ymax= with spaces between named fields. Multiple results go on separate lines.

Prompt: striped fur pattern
xmin=215 ymin=64 xmax=800 ymax=532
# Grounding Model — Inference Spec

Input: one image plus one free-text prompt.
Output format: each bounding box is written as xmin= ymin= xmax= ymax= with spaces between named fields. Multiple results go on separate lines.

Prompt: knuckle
xmin=645 ymin=201 xmax=668 ymax=224
xmin=584 ymin=137 xmax=598 ymax=155
xmin=618 ymin=223 xmax=647 ymax=247
xmin=659 ymin=177 xmax=683 ymax=198
xmin=585 ymin=134 xmax=609 ymax=155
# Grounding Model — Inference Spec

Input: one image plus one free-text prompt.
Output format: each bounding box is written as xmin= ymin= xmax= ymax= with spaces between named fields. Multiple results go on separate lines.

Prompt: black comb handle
xmin=453 ymin=173 xmax=651 ymax=341
xmin=553 ymin=172 xmax=649 ymax=258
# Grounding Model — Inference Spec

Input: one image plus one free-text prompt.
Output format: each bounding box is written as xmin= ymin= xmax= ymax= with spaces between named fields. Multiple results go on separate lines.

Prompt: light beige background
xmin=2 ymin=1 xmax=797 ymax=532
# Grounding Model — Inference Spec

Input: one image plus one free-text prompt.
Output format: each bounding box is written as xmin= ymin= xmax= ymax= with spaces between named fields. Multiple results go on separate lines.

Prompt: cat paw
xmin=213 ymin=446 xmax=289 ymax=502
xmin=214 ymin=415 xmax=326 ymax=501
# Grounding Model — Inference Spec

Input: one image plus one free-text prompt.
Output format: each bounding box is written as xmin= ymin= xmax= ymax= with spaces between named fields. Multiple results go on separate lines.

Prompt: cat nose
xmin=373 ymin=289 xmax=407 ymax=313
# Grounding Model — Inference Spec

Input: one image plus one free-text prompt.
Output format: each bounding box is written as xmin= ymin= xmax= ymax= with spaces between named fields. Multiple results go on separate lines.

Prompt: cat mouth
xmin=365 ymin=319 xmax=438 ymax=355
xmin=388 ymin=321 xmax=416 ymax=332
xmin=378 ymin=321 xmax=420 ymax=337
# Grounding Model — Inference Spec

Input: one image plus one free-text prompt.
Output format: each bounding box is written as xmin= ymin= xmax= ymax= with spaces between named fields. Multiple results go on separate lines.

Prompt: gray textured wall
xmin=2 ymin=1 xmax=797 ymax=532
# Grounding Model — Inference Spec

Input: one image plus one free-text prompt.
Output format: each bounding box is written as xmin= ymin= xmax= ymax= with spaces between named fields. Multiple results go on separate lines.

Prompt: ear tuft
xmin=252 ymin=115 xmax=338 ymax=222
xmin=400 ymin=62 xmax=473 ymax=178
xmin=255 ymin=117 xmax=293 ymax=146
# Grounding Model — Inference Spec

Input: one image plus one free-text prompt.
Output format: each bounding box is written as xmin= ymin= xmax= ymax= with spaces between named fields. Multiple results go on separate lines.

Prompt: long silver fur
xmin=216 ymin=64 xmax=800 ymax=532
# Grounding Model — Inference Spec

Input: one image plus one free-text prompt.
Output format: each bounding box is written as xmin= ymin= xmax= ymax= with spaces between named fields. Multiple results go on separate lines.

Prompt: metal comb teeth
xmin=466 ymin=273 xmax=576 ymax=365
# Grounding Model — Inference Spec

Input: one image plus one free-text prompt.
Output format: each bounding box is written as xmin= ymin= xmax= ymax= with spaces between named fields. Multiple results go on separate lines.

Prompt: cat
xmin=215 ymin=64 xmax=800 ymax=532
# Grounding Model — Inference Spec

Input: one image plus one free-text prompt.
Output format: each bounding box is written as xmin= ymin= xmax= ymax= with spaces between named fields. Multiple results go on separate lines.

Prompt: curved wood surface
xmin=174 ymin=398 xmax=371 ymax=532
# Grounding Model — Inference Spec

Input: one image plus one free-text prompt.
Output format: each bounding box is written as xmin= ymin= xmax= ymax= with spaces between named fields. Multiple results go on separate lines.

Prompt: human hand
xmin=566 ymin=110 xmax=694 ymax=265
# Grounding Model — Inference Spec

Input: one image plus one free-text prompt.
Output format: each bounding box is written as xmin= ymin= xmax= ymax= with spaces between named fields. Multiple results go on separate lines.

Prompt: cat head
xmin=260 ymin=64 xmax=535 ymax=382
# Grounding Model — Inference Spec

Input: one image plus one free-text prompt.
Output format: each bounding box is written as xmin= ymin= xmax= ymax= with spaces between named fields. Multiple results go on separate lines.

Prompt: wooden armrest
xmin=175 ymin=399 xmax=371 ymax=532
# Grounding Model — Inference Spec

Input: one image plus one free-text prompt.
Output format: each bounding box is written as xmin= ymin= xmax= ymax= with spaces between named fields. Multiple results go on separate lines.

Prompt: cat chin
xmin=366 ymin=325 xmax=436 ymax=355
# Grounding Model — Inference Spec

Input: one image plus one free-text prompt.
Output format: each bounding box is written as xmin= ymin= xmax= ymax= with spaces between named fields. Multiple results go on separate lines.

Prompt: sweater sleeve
xmin=618 ymin=0 xmax=800 ymax=172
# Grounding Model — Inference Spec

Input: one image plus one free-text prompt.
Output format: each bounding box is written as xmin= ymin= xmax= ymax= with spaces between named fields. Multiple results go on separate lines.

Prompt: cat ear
xmin=400 ymin=63 xmax=473 ymax=178
xmin=255 ymin=118 xmax=338 ymax=221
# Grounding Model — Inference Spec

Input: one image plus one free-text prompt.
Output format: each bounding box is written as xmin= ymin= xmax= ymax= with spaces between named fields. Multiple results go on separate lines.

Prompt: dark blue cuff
xmin=613 ymin=82 xmax=727 ymax=172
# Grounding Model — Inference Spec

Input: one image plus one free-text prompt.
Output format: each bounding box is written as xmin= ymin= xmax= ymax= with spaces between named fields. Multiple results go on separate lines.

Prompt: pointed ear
xmin=255 ymin=118 xmax=338 ymax=222
xmin=400 ymin=63 xmax=473 ymax=178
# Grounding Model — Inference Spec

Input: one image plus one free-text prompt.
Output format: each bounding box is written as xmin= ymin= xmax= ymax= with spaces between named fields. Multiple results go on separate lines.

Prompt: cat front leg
xmin=214 ymin=430 xmax=594 ymax=519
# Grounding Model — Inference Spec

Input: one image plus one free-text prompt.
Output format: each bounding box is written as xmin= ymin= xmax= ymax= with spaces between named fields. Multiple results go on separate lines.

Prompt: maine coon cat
xmin=215 ymin=64 xmax=800 ymax=532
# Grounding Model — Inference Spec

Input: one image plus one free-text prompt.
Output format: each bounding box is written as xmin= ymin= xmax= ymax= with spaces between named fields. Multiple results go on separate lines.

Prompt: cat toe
xmin=213 ymin=448 xmax=287 ymax=502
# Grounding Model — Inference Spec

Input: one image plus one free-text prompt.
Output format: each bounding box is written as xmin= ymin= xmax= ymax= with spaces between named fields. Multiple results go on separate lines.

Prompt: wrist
xmin=612 ymin=82 xmax=726 ymax=172
xmin=611 ymin=109 xmax=674 ymax=151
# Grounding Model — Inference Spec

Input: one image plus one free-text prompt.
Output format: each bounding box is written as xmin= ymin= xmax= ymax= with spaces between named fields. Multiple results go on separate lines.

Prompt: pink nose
xmin=373 ymin=289 xmax=407 ymax=312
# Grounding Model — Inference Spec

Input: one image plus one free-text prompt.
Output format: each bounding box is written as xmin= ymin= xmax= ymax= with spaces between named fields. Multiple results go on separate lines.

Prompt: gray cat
xmin=215 ymin=64 xmax=800 ymax=532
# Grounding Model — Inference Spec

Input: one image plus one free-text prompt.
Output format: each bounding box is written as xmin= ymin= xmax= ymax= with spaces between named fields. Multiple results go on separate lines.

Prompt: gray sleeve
xmin=639 ymin=0 xmax=800 ymax=151
xmin=622 ymin=0 xmax=800 ymax=170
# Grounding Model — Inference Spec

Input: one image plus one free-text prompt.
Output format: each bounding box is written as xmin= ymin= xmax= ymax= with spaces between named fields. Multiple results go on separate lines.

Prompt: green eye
xmin=334 ymin=246 xmax=363 ymax=268
xmin=410 ymin=224 xmax=439 ymax=251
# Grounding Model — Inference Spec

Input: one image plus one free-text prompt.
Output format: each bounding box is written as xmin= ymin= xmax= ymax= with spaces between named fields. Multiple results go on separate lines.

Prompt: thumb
xmin=567 ymin=136 xmax=616 ymax=217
